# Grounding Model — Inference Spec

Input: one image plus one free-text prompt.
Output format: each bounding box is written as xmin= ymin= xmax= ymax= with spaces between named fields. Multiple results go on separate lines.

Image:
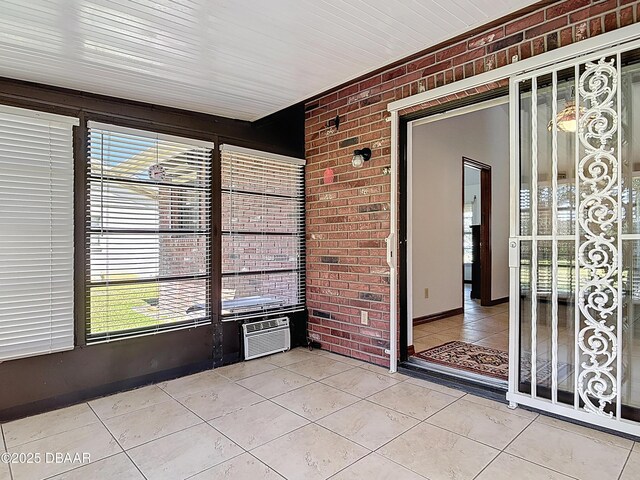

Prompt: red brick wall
xmin=304 ymin=0 xmax=640 ymax=366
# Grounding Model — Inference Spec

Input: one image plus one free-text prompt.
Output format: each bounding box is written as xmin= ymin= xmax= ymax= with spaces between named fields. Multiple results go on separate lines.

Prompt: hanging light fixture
xmin=548 ymin=100 xmax=587 ymax=133
xmin=548 ymin=86 xmax=590 ymax=133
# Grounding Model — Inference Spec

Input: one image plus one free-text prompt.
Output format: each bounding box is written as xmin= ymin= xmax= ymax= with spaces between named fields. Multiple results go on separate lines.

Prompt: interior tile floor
xmin=1 ymin=347 xmax=639 ymax=480
xmin=413 ymin=285 xmax=509 ymax=354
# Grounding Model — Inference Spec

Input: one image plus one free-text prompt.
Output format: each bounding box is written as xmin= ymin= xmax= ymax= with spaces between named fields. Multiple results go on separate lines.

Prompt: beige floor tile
xmin=209 ymin=400 xmax=308 ymax=450
xmin=426 ymin=316 xmax=466 ymax=329
xmin=535 ymin=415 xmax=634 ymax=450
xmin=435 ymin=327 xmax=492 ymax=343
xmin=321 ymin=367 xmax=401 ymax=398
xmin=359 ymin=363 xmax=410 ymax=380
xmin=0 ymin=454 xmax=9 ymax=480
xmin=403 ymin=377 xmax=466 ymax=398
xmin=378 ymin=422 xmax=498 ymax=480
xmin=412 ymin=328 xmax=433 ymax=340
xmin=318 ymin=400 xmax=418 ymax=450
xmin=157 ymin=370 xmax=230 ymax=398
xmin=414 ymin=335 xmax=451 ymax=352
xmin=215 ymin=358 xmax=279 ymax=381
xmin=475 ymin=333 xmax=509 ymax=350
xmin=252 ymin=424 xmax=368 ymax=480
xmin=314 ymin=350 xmax=365 ymax=366
xmin=635 ymin=442 xmax=640 ymax=453
xmin=413 ymin=322 xmax=444 ymax=336
xmin=3 ymin=403 xmax=99 ymax=448
xmin=0 ymin=435 xmax=5 ymax=480
xmin=463 ymin=319 xmax=509 ymax=335
xmin=621 ymin=450 xmax=640 ymax=480
xmin=426 ymin=398 xmax=534 ymax=449
xmin=103 ymin=399 xmax=202 ymax=449
xmin=283 ymin=356 xmax=354 ymax=380
xmin=272 ymin=382 xmax=359 ymax=421
xmin=127 ymin=423 xmax=242 ymax=480
xmin=330 ymin=453 xmax=427 ymax=480
xmin=9 ymin=423 xmax=121 ymax=480
xmin=476 ymin=453 xmax=573 ymax=480
xmin=89 ymin=385 xmax=173 ymax=420
xmin=506 ymin=422 xmax=629 ymax=480
xmin=461 ymin=311 xmax=491 ymax=320
xmin=237 ymin=368 xmax=314 ymax=398
xmin=266 ymin=348 xmax=319 ymax=367
xmin=367 ymin=382 xmax=458 ymax=420
xmin=176 ymin=382 xmax=263 ymax=420
xmin=48 ymin=452 xmax=144 ymax=480
xmin=190 ymin=452 xmax=284 ymax=479
xmin=463 ymin=395 xmax=537 ymax=420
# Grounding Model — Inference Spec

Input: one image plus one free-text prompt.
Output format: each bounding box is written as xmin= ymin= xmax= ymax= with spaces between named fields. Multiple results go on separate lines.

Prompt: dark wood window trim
xmin=0 ymin=77 xmax=304 ymax=350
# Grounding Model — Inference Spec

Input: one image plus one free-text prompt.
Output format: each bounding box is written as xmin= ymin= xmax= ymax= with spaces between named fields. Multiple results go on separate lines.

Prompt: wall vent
xmin=243 ymin=317 xmax=290 ymax=360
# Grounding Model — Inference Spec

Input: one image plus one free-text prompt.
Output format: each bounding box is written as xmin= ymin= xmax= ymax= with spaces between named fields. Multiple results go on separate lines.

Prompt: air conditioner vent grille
xmin=243 ymin=317 xmax=290 ymax=360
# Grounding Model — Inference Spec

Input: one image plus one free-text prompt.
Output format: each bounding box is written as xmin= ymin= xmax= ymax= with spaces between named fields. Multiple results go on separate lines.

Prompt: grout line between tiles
xmin=38 ymin=452 xmax=126 ymax=480
xmin=617 ymin=448 xmax=633 ymax=480
xmin=248 ymin=450 xmax=288 ymax=480
xmin=498 ymin=422 xmax=581 ymax=480
xmin=86 ymin=402 xmax=149 ymax=480
xmin=533 ymin=416 xmax=635 ymax=451
xmin=2 ymin=405 xmax=102 ymax=450
xmin=1 ymin=425 xmax=14 ymax=480
xmin=324 ymin=451 xmax=377 ymax=480
xmin=182 ymin=449 xmax=247 ymax=480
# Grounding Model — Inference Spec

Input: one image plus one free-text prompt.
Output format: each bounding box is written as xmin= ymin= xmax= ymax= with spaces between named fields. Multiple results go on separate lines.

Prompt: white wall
xmin=411 ymin=104 xmax=510 ymax=318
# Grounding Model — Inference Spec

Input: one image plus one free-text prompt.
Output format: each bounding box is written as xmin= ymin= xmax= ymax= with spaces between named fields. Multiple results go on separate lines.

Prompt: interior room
xmin=410 ymin=102 xmax=511 ymax=382
xmin=1 ymin=2 xmax=640 ymax=480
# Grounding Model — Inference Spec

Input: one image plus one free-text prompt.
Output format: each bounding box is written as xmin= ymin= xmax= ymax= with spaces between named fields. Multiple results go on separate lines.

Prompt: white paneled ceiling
xmin=0 ymin=0 xmax=534 ymax=121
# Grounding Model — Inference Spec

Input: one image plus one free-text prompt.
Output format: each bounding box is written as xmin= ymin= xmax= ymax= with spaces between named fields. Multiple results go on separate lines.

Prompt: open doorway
xmin=407 ymin=98 xmax=510 ymax=386
xmin=463 ymin=157 xmax=491 ymax=306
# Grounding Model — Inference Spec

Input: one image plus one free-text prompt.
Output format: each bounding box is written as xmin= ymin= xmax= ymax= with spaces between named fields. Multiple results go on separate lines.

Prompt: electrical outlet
xmin=360 ymin=310 xmax=369 ymax=325
xmin=424 ymin=288 xmax=429 ymax=298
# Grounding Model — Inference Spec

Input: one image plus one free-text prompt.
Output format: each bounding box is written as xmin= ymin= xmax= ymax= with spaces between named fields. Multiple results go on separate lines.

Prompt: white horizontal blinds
xmin=463 ymin=202 xmax=473 ymax=263
xmin=221 ymin=145 xmax=305 ymax=320
xmin=87 ymin=122 xmax=213 ymax=342
xmin=0 ymin=106 xmax=77 ymax=361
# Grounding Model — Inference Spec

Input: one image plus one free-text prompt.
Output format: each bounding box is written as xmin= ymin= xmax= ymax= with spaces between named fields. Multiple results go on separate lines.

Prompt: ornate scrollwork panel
xmin=576 ymin=57 xmax=619 ymax=418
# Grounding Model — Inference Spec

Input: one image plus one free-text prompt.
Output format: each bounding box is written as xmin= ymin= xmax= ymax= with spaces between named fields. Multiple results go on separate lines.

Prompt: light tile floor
xmin=413 ymin=286 xmax=510 ymax=354
xmin=1 ymin=348 xmax=639 ymax=480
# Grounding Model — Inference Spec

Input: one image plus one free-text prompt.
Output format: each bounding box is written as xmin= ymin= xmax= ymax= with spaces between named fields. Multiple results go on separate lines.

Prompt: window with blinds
xmin=220 ymin=145 xmax=305 ymax=320
xmin=87 ymin=123 xmax=213 ymax=342
xmin=0 ymin=106 xmax=77 ymax=361
xmin=463 ymin=202 xmax=474 ymax=263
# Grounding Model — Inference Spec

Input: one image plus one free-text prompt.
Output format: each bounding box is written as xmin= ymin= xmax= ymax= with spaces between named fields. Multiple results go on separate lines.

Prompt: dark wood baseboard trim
xmin=407 ymin=345 xmax=416 ymax=356
xmin=0 ymin=359 xmax=212 ymax=422
xmin=487 ymin=296 xmax=509 ymax=306
xmin=413 ymin=307 xmax=464 ymax=326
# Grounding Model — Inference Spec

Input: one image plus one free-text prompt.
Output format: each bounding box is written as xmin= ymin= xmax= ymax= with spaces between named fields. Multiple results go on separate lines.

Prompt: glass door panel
xmin=512 ymin=44 xmax=640 ymax=432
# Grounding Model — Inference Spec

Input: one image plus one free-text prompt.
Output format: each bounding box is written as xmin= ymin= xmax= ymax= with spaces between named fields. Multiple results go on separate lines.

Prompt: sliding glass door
xmin=509 ymin=41 xmax=640 ymax=435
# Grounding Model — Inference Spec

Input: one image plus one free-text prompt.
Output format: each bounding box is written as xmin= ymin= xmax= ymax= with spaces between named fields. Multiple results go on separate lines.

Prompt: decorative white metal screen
xmin=508 ymin=39 xmax=640 ymax=436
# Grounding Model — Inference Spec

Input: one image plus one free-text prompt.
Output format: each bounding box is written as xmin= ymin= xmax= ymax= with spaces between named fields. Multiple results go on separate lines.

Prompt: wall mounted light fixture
xmin=326 ymin=114 xmax=340 ymax=131
xmin=352 ymin=147 xmax=371 ymax=168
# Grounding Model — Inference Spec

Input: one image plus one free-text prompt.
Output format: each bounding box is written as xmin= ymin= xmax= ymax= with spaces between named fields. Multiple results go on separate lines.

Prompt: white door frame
xmin=387 ymin=25 xmax=640 ymax=435
xmin=388 ymin=24 xmax=640 ymax=374
xmin=403 ymin=97 xmax=509 ymax=355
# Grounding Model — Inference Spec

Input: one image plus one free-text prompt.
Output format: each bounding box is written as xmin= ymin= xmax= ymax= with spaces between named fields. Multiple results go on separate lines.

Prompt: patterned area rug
xmin=415 ymin=341 xmax=572 ymax=383
xmin=415 ymin=341 xmax=509 ymax=380
xmin=520 ymin=354 xmax=573 ymax=385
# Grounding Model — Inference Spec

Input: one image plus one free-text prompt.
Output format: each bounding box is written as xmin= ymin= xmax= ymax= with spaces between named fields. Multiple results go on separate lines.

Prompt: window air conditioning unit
xmin=243 ymin=317 xmax=290 ymax=360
